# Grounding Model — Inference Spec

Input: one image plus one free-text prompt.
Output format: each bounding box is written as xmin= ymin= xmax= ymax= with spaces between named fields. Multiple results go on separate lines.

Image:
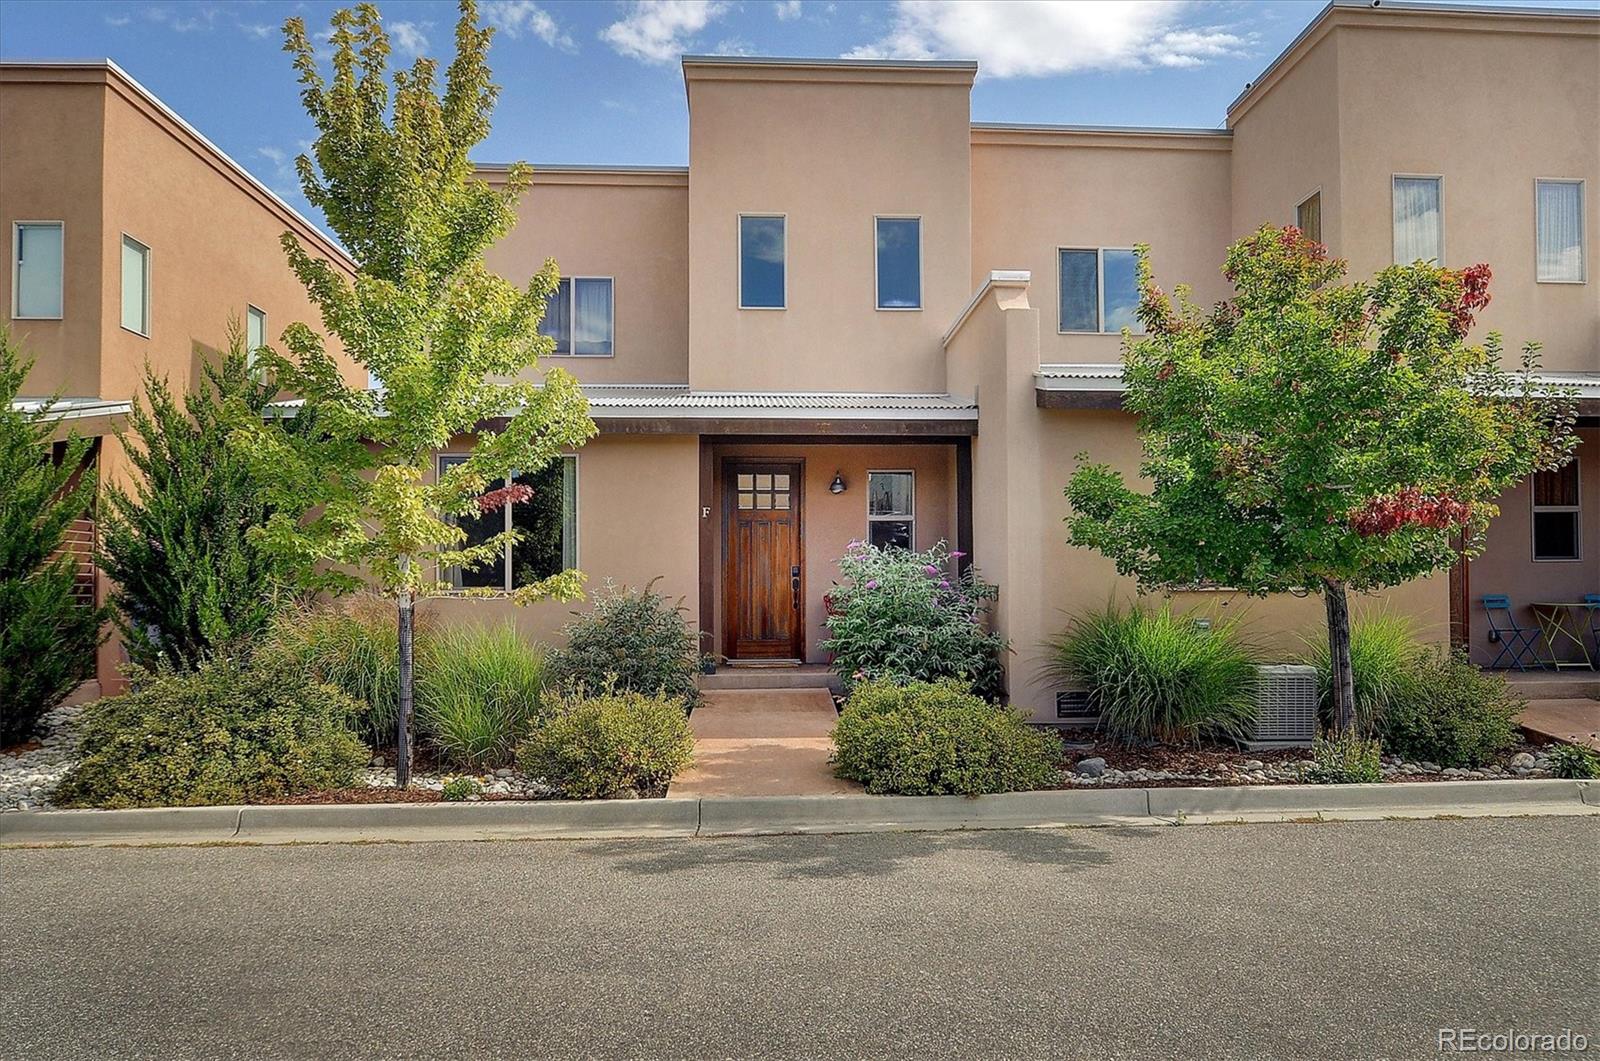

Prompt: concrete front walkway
xmin=669 ymin=689 xmax=861 ymax=797
xmin=1520 ymin=698 xmax=1600 ymax=750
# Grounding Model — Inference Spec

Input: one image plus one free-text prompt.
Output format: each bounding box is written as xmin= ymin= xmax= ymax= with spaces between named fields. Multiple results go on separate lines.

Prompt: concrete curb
xmin=2 ymin=779 xmax=1594 ymax=847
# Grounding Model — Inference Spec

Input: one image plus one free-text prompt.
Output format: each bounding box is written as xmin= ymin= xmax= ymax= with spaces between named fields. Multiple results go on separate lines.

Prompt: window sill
xmin=546 ymin=352 xmax=616 ymax=359
xmin=120 ymin=325 xmax=150 ymax=339
xmin=738 ymin=305 xmax=787 ymax=311
xmin=11 ymin=314 xmax=63 ymax=321
xmin=1531 ymin=557 xmax=1583 ymax=564
xmin=876 ymin=305 xmax=923 ymax=312
xmin=1535 ymin=278 xmax=1587 ymax=286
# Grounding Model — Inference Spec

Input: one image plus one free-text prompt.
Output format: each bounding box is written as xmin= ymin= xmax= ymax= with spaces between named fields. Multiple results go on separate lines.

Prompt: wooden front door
xmin=724 ymin=460 xmax=804 ymax=662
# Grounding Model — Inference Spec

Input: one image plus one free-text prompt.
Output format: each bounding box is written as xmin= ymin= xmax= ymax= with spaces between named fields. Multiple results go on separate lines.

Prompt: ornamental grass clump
xmin=1302 ymin=615 xmax=1428 ymax=735
xmin=265 ymin=597 xmax=416 ymax=746
xmin=1305 ymin=730 xmax=1383 ymax=785
xmin=821 ymin=541 xmax=1006 ymax=700
xmin=417 ymin=623 xmax=545 ymax=769
xmin=1045 ymin=603 xmax=1259 ymax=745
xmin=831 ymin=678 xmax=1059 ymax=797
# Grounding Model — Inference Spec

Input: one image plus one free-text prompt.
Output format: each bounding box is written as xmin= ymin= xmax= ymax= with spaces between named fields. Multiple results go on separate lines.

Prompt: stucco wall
xmin=0 ymin=76 xmax=106 ymax=398
xmin=1333 ymin=19 xmax=1599 ymax=372
xmin=971 ymin=130 xmax=1234 ymax=367
xmin=1468 ymin=426 xmax=1600 ymax=666
xmin=685 ymin=61 xmax=974 ymax=393
xmin=484 ymin=169 xmax=690 ymax=386
xmin=97 ymin=76 xmax=360 ymax=399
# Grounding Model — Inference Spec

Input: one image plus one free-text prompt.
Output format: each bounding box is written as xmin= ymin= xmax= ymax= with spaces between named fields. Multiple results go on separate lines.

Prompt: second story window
xmin=875 ymin=217 xmax=921 ymax=310
xmin=1296 ymin=192 xmax=1322 ymax=245
xmin=1392 ymin=176 xmax=1442 ymax=264
xmin=1536 ymin=179 xmax=1585 ymax=283
xmin=121 ymin=234 xmax=150 ymax=337
xmin=1532 ymin=459 xmax=1580 ymax=562
xmin=539 ymin=277 xmax=614 ymax=356
xmin=739 ymin=214 xmax=786 ymax=310
xmin=12 ymin=222 xmax=63 ymax=320
xmin=246 ymin=305 xmax=267 ymax=366
xmin=1058 ymin=247 xmax=1143 ymax=335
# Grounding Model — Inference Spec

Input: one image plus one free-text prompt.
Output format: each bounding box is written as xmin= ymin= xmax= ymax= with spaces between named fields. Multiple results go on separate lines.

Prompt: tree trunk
xmin=396 ymin=590 xmax=414 ymax=789
xmin=1324 ymin=579 xmax=1357 ymax=734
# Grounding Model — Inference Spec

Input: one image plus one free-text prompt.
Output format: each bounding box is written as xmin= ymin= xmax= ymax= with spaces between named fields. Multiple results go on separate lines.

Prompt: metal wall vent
xmin=1055 ymin=689 xmax=1100 ymax=725
xmin=1243 ymin=664 xmax=1318 ymax=750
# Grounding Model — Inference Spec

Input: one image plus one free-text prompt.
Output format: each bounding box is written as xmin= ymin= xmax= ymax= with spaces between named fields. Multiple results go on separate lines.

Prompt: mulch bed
xmin=254 ymin=787 xmax=664 ymax=805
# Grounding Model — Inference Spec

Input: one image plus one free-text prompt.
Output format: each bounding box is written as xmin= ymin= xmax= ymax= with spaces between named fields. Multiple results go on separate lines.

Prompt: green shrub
xmin=821 ymin=541 xmax=1007 ymax=700
xmin=417 ymin=623 xmax=545 ymax=768
xmin=516 ymin=686 xmax=695 ymax=798
xmin=265 ymin=597 xmax=413 ymax=744
xmin=546 ymin=580 xmax=701 ymax=707
xmin=99 ymin=331 xmax=305 ymax=671
xmin=440 ymin=775 xmax=482 ymax=801
xmin=1306 ymin=730 xmax=1383 ymax=784
xmin=830 ymin=678 xmax=1059 ymax=796
xmin=1548 ymin=743 xmax=1600 ymax=780
xmin=1044 ymin=603 xmax=1258 ymax=745
xmin=1302 ymin=615 xmax=1429 ymax=735
xmin=54 ymin=652 xmax=369 ymax=808
xmin=0 ymin=332 xmax=106 ymax=746
xmin=1376 ymin=651 xmax=1521 ymax=767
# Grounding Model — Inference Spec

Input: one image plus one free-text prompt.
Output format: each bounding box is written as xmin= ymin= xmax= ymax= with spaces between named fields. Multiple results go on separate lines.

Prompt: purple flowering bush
xmin=821 ymin=541 xmax=1007 ymax=700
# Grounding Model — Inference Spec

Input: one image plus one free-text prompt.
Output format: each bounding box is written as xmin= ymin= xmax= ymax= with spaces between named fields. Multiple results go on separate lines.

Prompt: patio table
xmin=1530 ymin=602 xmax=1598 ymax=671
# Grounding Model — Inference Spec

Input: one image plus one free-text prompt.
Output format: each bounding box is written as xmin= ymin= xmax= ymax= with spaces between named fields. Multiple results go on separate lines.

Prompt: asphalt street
xmin=1 ymin=816 xmax=1596 ymax=1060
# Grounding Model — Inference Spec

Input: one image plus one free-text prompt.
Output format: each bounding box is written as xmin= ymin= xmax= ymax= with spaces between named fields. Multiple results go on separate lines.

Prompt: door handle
xmin=791 ymin=565 xmax=801 ymax=610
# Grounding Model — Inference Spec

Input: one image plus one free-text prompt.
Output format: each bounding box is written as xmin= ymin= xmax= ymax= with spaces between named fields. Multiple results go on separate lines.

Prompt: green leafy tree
xmin=243 ymin=1 xmax=595 ymax=785
xmin=99 ymin=326 xmax=307 ymax=670
xmin=1065 ymin=226 xmax=1576 ymax=733
xmin=0 ymin=331 xmax=106 ymax=745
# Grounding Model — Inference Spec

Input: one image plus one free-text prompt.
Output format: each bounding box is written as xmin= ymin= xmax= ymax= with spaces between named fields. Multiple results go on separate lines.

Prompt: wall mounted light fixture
xmin=829 ymin=472 xmax=846 ymax=494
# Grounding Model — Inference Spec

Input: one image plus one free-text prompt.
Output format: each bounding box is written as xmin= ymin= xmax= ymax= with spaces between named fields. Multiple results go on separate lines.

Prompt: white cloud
xmin=256 ymin=146 xmax=297 ymax=195
xmin=388 ymin=20 xmax=431 ymax=59
xmin=601 ymin=0 xmax=730 ymax=64
xmin=846 ymin=1 xmax=1252 ymax=78
xmin=104 ymin=13 xmax=132 ymax=27
xmin=483 ymin=0 xmax=576 ymax=51
xmin=142 ymin=5 xmax=219 ymax=33
xmin=239 ymin=23 xmax=274 ymax=40
xmin=774 ymin=0 xmax=802 ymax=20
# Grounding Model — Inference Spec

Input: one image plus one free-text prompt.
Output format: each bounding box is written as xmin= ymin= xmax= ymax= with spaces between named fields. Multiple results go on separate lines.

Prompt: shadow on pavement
xmin=583 ymin=825 xmax=1155 ymax=881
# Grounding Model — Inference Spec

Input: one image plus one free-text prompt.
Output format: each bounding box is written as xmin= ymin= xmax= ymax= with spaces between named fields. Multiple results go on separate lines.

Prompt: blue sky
xmin=2 ymin=0 xmax=1594 ymax=228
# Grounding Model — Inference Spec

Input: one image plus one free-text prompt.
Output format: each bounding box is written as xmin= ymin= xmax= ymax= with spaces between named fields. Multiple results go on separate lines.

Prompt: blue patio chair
xmin=1481 ymin=595 xmax=1543 ymax=671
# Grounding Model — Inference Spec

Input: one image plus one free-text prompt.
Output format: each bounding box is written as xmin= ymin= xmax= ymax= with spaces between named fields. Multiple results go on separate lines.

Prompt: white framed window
xmin=1532 ymin=459 xmax=1580 ymax=562
xmin=867 ymin=470 xmax=914 ymax=550
xmin=12 ymin=221 xmax=64 ymax=320
xmin=1296 ymin=191 xmax=1322 ymax=245
xmin=246 ymin=305 xmax=267 ymax=366
xmin=874 ymin=216 xmax=921 ymax=310
xmin=1392 ymin=175 xmax=1443 ymax=264
xmin=438 ymin=453 xmax=578 ymax=590
xmin=1536 ymin=179 xmax=1585 ymax=283
xmin=120 ymin=234 xmax=150 ymax=336
xmin=739 ymin=214 xmax=786 ymax=310
xmin=1058 ymin=247 xmax=1143 ymax=335
xmin=539 ymin=277 xmax=614 ymax=356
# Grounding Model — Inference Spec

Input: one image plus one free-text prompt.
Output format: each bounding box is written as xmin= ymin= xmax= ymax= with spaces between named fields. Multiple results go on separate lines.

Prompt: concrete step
xmin=698 ymin=666 xmax=841 ymax=693
xmin=1505 ymin=673 xmax=1600 ymax=699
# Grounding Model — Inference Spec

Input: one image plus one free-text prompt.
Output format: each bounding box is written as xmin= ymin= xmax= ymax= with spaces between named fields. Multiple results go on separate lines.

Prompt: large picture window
xmin=539 ymin=277 xmax=613 ymax=356
xmin=739 ymin=214 xmax=786 ymax=309
xmin=1392 ymin=176 xmax=1443 ymax=264
xmin=439 ymin=454 xmax=577 ymax=590
xmin=1532 ymin=459 xmax=1580 ymax=562
xmin=1058 ymin=247 xmax=1143 ymax=334
xmin=867 ymin=470 xmax=914 ymax=550
xmin=12 ymin=222 xmax=63 ymax=319
xmin=875 ymin=216 xmax=921 ymax=310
